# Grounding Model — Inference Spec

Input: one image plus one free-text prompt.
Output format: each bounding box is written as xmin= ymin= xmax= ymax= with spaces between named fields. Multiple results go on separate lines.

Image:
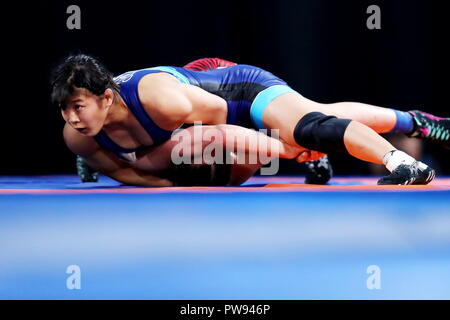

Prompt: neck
xmin=102 ymin=92 xmax=130 ymax=130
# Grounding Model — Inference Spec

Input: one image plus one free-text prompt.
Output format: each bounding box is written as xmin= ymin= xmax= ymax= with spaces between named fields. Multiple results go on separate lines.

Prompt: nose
xmin=66 ymin=110 xmax=81 ymax=125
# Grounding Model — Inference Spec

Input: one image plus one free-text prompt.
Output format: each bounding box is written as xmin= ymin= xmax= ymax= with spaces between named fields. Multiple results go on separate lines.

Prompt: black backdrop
xmin=2 ymin=0 xmax=447 ymax=176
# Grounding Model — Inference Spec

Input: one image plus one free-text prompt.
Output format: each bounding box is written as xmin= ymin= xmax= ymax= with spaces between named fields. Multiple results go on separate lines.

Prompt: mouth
xmin=75 ymin=127 xmax=87 ymax=133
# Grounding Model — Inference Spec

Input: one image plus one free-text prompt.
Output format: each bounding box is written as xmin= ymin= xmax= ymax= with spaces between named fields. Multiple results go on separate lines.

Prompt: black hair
xmin=50 ymin=54 xmax=119 ymax=108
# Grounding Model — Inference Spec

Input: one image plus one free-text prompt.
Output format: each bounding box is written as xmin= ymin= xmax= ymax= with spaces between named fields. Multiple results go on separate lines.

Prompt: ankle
xmin=382 ymin=150 xmax=416 ymax=172
xmin=391 ymin=109 xmax=415 ymax=134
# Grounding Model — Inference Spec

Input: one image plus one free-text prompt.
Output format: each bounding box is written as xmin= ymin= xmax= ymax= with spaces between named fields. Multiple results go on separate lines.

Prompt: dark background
xmin=2 ymin=0 xmax=447 ymax=176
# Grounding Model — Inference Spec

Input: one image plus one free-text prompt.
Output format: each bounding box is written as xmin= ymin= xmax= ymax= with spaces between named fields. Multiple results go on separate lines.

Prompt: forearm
xmin=104 ymin=166 xmax=174 ymax=187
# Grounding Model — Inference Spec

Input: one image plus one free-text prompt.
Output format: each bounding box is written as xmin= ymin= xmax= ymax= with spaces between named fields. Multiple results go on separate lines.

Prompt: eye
xmin=75 ymin=105 xmax=84 ymax=111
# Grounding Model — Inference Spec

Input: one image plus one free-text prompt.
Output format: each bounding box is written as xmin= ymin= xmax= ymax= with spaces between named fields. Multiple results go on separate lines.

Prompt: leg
xmin=256 ymin=91 xmax=435 ymax=185
xmin=314 ymin=101 xmax=397 ymax=133
xmin=300 ymin=101 xmax=398 ymax=184
xmin=261 ymin=93 xmax=395 ymax=164
xmin=293 ymin=98 xmax=450 ymax=148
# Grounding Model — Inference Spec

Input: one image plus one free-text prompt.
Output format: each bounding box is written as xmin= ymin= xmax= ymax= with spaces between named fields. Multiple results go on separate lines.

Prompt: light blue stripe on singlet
xmin=144 ymin=66 xmax=191 ymax=84
xmin=250 ymin=85 xmax=301 ymax=129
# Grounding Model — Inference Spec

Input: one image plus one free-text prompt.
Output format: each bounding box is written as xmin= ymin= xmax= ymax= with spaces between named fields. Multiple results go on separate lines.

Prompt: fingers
xmin=310 ymin=151 xmax=326 ymax=160
xmin=280 ymin=141 xmax=305 ymax=159
xmin=296 ymin=151 xmax=310 ymax=163
xmin=296 ymin=150 xmax=327 ymax=162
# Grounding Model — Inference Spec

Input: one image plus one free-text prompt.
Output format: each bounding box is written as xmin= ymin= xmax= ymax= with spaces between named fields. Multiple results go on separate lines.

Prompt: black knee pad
xmin=293 ymin=112 xmax=351 ymax=153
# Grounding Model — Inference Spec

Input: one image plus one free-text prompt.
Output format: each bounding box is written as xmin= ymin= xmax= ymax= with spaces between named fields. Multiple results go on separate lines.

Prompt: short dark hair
xmin=50 ymin=54 xmax=119 ymax=108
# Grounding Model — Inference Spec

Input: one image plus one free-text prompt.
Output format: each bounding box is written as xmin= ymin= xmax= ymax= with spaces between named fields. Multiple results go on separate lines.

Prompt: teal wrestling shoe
xmin=408 ymin=110 xmax=450 ymax=149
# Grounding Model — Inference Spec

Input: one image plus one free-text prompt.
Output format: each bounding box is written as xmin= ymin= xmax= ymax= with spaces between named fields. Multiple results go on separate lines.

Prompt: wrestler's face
xmin=61 ymin=88 xmax=113 ymax=136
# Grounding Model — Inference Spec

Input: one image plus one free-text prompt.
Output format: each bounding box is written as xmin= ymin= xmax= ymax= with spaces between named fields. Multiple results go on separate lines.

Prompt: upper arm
xmin=138 ymin=73 xmax=227 ymax=130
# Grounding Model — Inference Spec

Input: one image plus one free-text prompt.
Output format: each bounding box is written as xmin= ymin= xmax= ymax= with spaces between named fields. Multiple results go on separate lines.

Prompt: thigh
xmin=261 ymin=92 xmax=324 ymax=146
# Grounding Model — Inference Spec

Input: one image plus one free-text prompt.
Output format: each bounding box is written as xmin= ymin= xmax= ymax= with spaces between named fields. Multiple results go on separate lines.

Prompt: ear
xmin=103 ymin=88 xmax=115 ymax=107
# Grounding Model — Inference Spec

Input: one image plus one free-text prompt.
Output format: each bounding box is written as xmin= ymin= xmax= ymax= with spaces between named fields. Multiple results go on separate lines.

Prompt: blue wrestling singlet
xmin=94 ymin=64 xmax=300 ymax=161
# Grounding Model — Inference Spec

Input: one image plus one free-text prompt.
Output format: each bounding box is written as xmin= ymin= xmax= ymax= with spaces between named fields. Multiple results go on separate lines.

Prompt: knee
xmin=293 ymin=112 xmax=352 ymax=153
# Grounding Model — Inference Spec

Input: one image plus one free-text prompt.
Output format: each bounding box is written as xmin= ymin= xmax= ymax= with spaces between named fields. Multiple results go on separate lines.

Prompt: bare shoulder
xmin=137 ymin=73 xmax=191 ymax=130
xmin=140 ymin=72 xmax=181 ymax=88
xmin=137 ymin=72 xmax=183 ymax=104
xmin=63 ymin=123 xmax=100 ymax=158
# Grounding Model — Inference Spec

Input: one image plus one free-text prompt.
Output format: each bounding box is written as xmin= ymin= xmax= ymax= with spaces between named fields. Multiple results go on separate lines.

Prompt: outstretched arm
xmin=83 ymin=148 xmax=173 ymax=187
xmin=63 ymin=124 xmax=173 ymax=187
xmin=134 ymin=123 xmax=313 ymax=174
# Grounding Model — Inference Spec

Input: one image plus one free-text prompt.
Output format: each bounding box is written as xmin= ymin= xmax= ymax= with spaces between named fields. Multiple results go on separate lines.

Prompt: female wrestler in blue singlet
xmin=51 ymin=55 xmax=450 ymax=186
xmin=53 ymin=56 xmax=304 ymax=186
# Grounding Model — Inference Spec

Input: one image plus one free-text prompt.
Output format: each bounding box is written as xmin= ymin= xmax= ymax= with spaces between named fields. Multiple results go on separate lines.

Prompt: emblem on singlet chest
xmin=114 ymin=71 xmax=136 ymax=84
xmin=120 ymin=152 xmax=137 ymax=162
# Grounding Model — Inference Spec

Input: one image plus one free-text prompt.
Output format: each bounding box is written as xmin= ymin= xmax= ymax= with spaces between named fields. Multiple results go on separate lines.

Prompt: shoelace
xmin=424 ymin=122 xmax=450 ymax=141
xmin=409 ymin=162 xmax=420 ymax=177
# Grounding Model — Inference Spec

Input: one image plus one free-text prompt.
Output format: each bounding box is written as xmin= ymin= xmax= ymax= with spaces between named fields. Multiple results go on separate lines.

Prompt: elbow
xmin=163 ymin=98 xmax=193 ymax=130
xmin=212 ymin=100 xmax=228 ymax=121
xmin=175 ymin=102 xmax=193 ymax=123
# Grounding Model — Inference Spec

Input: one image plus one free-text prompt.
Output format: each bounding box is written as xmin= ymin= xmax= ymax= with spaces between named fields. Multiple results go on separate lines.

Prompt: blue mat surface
xmin=1 ymin=175 xmax=449 ymax=299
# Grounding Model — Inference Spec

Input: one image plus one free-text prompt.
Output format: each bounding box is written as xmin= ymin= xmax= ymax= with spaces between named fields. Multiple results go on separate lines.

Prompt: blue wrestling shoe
xmin=304 ymin=155 xmax=333 ymax=185
xmin=76 ymin=155 xmax=99 ymax=183
xmin=377 ymin=160 xmax=435 ymax=185
xmin=408 ymin=110 xmax=450 ymax=149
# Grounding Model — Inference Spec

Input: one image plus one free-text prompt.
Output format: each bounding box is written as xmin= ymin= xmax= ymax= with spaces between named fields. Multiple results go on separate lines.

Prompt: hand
xmin=279 ymin=141 xmax=306 ymax=159
xmin=295 ymin=150 xmax=327 ymax=163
